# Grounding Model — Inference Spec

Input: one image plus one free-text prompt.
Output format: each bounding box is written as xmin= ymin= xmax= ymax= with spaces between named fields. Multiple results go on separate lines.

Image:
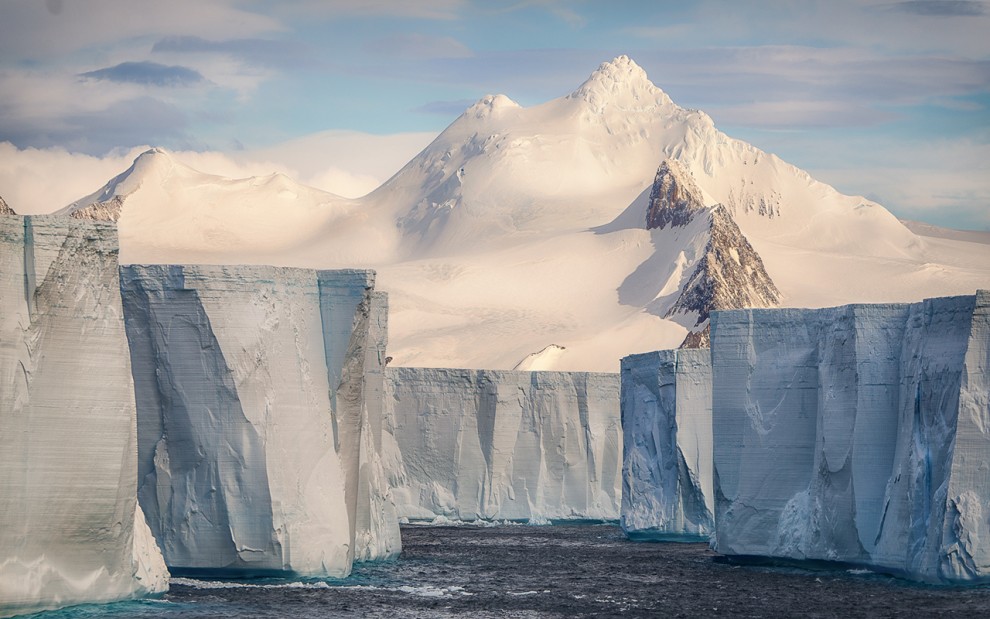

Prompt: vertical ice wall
xmin=122 ymin=265 xmax=400 ymax=577
xmin=1 ymin=215 xmax=168 ymax=618
xmin=710 ymin=293 xmax=990 ymax=583
xmin=620 ymin=348 xmax=713 ymax=540
xmin=385 ymin=368 xmax=622 ymax=522
xmin=350 ymin=290 xmax=402 ymax=561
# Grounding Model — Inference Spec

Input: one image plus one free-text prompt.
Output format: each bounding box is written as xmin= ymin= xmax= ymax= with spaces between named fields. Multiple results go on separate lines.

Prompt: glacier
xmin=710 ymin=291 xmax=990 ymax=583
xmin=0 ymin=215 xmax=168 ymax=618
xmin=620 ymin=349 xmax=714 ymax=540
xmin=120 ymin=265 xmax=399 ymax=577
xmin=384 ymin=368 xmax=622 ymax=522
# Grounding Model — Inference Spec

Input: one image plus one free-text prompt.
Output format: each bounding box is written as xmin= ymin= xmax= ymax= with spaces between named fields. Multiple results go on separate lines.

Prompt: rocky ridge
xmin=646 ymin=159 xmax=781 ymax=347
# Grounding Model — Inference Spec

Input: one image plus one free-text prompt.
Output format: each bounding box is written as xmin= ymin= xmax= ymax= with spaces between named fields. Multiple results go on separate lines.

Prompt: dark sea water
xmin=28 ymin=524 xmax=990 ymax=618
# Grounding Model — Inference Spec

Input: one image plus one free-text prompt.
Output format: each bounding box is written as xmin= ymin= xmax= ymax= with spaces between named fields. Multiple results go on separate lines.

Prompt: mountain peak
xmin=568 ymin=55 xmax=671 ymax=110
xmin=465 ymin=93 xmax=521 ymax=120
xmin=57 ymin=147 xmax=178 ymax=221
xmin=646 ymin=159 xmax=707 ymax=230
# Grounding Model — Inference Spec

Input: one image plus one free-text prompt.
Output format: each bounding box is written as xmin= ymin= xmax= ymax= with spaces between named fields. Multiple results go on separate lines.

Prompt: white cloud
xmin=0 ymin=143 xmax=147 ymax=214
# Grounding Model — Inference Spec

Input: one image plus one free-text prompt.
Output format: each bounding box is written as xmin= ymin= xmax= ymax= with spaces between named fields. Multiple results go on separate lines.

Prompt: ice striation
xmin=1 ymin=215 xmax=168 ymax=618
xmin=120 ymin=265 xmax=399 ymax=578
xmin=384 ymin=368 xmax=622 ymax=522
xmin=710 ymin=291 xmax=990 ymax=583
xmin=620 ymin=349 xmax=714 ymax=541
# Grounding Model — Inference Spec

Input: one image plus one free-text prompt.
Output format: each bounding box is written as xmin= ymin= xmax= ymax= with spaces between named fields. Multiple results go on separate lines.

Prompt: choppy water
xmin=28 ymin=524 xmax=990 ymax=618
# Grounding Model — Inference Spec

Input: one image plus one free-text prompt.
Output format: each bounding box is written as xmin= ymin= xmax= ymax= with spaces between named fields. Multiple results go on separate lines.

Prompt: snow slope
xmin=57 ymin=56 xmax=990 ymax=371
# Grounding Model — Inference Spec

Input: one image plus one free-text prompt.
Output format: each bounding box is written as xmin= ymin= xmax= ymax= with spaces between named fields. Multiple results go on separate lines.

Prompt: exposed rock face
xmin=0 ymin=195 xmax=14 ymax=216
xmin=620 ymin=348 xmax=713 ymax=541
xmin=643 ymin=159 xmax=781 ymax=347
xmin=68 ymin=195 xmax=125 ymax=222
xmin=0 ymin=215 xmax=168 ymax=618
xmin=645 ymin=159 xmax=707 ymax=231
xmin=710 ymin=291 xmax=990 ymax=584
xmin=121 ymin=265 xmax=399 ymax=577
xmin=384 ymin=368 xmax=622 ymax=522
xmin=670 ymin=205 xmax=781 ymax=346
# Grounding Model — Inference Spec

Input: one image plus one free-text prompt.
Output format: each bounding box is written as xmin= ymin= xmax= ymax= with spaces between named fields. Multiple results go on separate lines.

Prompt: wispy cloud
xmin=80 ymin=61 xmax=205 ymax=87
xmin=890 ymin=0 xmax=986 ymax=16
xmin=0 ymin=0 xmax=283 ymax=60
xmin=366 ymin=33 xmax=473 ymax=59
xmin=152 ymin=36 xmax=313 ymax=69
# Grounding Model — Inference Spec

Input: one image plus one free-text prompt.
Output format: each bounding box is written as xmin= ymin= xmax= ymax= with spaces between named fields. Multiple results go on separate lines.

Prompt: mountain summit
xmin=567 ymin=55 xmax=673 ymax=112
xmin=58 ymin=148 xmax=178 ymax=222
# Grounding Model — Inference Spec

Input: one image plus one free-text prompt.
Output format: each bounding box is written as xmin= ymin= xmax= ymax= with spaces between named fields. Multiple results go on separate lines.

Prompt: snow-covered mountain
xmin=56 ymin=148 xmax=386 ymax=266
xmin=54 ymin=56 xmax=990 ymax=371
xmin=0 ymin=195 xmax=13 ymax=216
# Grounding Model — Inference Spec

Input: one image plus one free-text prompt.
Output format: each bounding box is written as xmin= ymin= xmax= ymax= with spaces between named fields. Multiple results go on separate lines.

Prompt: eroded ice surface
xmin=710 ymin=292 xmax=990 ymax=583
xmin=620 ymin=348 xmax=713 ymax=540
xmin=0 ymin=216 xmax=168 ymax=618
xmin=385 ymin=368 xmax=621 ymax=522
xmin=121 ymin=265 xmax=399 ymax=578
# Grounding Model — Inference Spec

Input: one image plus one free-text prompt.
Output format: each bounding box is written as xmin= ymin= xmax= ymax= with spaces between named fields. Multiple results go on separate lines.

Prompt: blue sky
xmin=0 ymin=0 xmax=988 ymax=229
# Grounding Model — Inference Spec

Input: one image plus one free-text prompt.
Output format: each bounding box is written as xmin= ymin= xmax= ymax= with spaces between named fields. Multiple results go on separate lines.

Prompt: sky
xmin=0 ymin=0 xmax=988 ymax=230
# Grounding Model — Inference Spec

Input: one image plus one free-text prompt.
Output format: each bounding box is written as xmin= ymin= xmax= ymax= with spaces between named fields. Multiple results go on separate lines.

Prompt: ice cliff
xmin=385 ymin=368 xmax=622 ymax=522
xmin=121 ymin=266 xmax=399 ymax=577
xmin=1 ymin=215 xmax=168 ymax=617
xmin=710 ymin=292 xmax=990 ymax=583
xmin=620 ymin=348 xmax=713 ymax=540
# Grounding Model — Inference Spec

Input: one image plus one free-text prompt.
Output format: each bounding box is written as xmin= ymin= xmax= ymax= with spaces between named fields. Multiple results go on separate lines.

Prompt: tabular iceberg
xmin=385 ymin=368 xmax=622 ymax=522
xmin=121 ymin=265 xmax=399 ymax=577
xmin=1 ymin=215 xmax=168 ymax=618
xmin=710 ymin=292 xmax=990 ymax=583
xmin=620 ymin=348 xmax=713 ymax=540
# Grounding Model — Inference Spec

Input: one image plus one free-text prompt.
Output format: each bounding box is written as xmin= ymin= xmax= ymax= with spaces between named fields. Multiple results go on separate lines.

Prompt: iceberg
xmin=385 ymin=368 xmax=622 ymax=522
xmin=620 ymin=348 xmax=713 ymax=540
xmin=710 ymin=292 xmax=990 ymax=583
xmin=121 ymin=265 xmax=399 ymax=577
xmin=1 ymin=215 xmax=168 ymax=618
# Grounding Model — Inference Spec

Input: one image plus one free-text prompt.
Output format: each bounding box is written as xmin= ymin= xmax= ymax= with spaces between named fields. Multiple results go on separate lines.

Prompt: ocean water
xmin=26 ymin=524 xmax=990 ymax=618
